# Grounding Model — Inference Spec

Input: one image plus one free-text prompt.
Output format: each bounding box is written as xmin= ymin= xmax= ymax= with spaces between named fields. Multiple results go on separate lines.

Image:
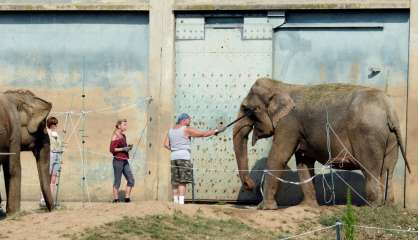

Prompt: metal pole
xmin=54 ymin=111 xmax=70 ymax=207
xmin=192 ymin=167 xmax=195 ymax=202
xmin=336 ymin=220 xmax=342 ymax=240
xmin=81 ymin=59 xmax=87 ymax=205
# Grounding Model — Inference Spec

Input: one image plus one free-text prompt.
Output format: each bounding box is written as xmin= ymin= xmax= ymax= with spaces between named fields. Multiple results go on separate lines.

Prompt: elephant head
xmin=4 ymin=90 xmax=54 ymax=211
xmin=233 ymin=78 xmax=295 ymax=190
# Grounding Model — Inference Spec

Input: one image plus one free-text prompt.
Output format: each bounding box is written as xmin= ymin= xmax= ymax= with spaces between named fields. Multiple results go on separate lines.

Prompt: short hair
xmin=176 ymin=113 xmax=190 ymax=124
xmin=47 ymin=116 xmax=58 ymax=128
xmin=115 ymin=118 xmax=127 ymax=128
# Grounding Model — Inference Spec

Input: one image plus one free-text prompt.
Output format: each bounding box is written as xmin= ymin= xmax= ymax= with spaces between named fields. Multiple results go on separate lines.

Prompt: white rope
xmin=260 ymin=172 xmax=265 ymax=200
xmin=325 ymin=109 xmax=336 ymax=204
xmin=278 ymin=225 xmax=336 ymax=240
xmin=265 ymin=170 xmax=317 ymax=185
xmin=69 ymin=113 xmax=91 ymax=203
xmin=54 ymin=148 xmax=334 ymax=173
xmin=352 ymin=224 xmax=418 ymax=233
xmin=327 ymin=123 xmax=384 ymax=188
xmin=333 ymin=171 xmax=373 ymax=207
xmin=51 ymin=96 xmax=152 ymax=116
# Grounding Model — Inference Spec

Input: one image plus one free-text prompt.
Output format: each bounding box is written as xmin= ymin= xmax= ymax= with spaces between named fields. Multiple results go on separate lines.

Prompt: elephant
xmin=0 ymin=89 xmax=53 ymax=214
xmin=233 ymin=78 xmax=411 ymax=209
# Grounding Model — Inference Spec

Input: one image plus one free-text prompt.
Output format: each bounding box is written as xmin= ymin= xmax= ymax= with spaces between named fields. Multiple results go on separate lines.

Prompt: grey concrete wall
xmin=144 ymin=0 xmax=175 ymax=201
xmin=174 ymin=0 xmax=409 ymax=10
xmin=0 ymin=1 xmax=149 ymax=11
xmin=0 ymin=12 xmax=150 ymax=202
xmin=406 ymin=0 xmax=418 ymax=209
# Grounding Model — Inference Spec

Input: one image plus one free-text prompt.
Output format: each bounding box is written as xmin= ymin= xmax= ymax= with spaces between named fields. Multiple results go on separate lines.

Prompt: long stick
xmin=222 ymin=109 xmax=254 ymax=129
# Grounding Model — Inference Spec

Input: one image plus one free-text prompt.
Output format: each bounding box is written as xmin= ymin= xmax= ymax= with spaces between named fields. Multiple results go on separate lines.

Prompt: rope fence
xmin=277 ymin=221 xmax=418 ymax=240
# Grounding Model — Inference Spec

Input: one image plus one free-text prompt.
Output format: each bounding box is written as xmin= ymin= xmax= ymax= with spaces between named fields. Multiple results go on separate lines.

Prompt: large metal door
xmin=273 ymin=11 xmax=409 ymax=204
xmin=175 ymin=15 xmax=283 ymax=201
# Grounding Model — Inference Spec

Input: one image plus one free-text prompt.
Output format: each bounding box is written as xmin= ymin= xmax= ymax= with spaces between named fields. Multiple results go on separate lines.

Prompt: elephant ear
xmin=267 ymin=92 xmax=295 ymax=128
xmin=27 ymin=97 xmax=52 ymax=134
xmin=6 ymin=90 xmax=52 ymax=134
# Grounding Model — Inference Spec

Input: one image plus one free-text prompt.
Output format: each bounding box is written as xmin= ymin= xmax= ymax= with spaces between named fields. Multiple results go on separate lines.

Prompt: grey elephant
xmin=233 ymin=78 xmax=410 ymax=209
xmin=0 ymin=90 xmax=54 ymax=214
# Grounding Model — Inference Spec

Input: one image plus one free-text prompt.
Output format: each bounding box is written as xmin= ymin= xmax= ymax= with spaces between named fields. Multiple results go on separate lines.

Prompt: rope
xmin=51 ymin=96 xmax=152 ymax=116
xmin=333 ymin=171 xmax=373 ymax=207
xmin=352 ymin=224 xmax=418 ymax=233
xmin=327 ymin=123 xmax=384 ymax=188
xmin=260 ymin=172 xmax=265 ymax=200
xmin=325 ymin=109 xmax=336 ymax=205
xmin=278 ymin=225 xmax=336 ymax=240
xmin=265 ymin=170 xmax=316 ymax=185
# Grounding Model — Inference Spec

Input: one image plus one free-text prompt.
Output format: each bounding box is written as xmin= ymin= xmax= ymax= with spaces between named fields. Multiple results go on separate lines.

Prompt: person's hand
xmin=121 ymin=145 xmax=132 ymax=152
xmin=214 ymin=127 xmax=226 ymax=136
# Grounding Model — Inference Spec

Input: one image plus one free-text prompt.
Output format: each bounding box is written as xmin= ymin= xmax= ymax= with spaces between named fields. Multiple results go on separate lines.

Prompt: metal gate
xmin=175 ymin=14 xmax=284 ymax=201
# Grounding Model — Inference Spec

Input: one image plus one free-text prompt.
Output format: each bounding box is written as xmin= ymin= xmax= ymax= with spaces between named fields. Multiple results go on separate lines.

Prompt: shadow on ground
xmin=237 ymin=157 xmax=366 ymax=206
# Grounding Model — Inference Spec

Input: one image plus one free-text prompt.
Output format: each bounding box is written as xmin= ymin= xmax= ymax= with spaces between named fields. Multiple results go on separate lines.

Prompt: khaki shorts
xmin=171 ymin=159 xmax=193 ymax=185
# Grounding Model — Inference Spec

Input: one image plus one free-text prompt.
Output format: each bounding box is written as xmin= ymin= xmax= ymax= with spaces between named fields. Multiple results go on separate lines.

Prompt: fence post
xmin=335 ymin=220 xmax=342 ymax=240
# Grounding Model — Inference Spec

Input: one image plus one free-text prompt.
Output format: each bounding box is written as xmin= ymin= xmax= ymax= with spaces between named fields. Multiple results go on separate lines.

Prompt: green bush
xmin=342 ymin=189 xmax=356 ymax=240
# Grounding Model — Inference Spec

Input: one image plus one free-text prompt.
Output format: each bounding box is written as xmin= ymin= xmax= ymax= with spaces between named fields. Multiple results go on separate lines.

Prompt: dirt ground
xmin=0 ymin=201 xmax=333 ymax=240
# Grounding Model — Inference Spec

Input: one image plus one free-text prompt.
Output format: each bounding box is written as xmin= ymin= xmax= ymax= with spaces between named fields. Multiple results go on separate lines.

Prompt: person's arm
xmin=110 ymin=137 xmax=127 ymax=153
xmin=185 ymin=127 xmax=217 ymax=138
xmin=163 ymin=133 xmax=171 ymax=150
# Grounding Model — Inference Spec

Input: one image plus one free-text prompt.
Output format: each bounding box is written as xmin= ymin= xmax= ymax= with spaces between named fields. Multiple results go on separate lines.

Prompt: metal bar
xmin=336 ymin=220 xmax=342 ymax=240
xmin=280 ymin=23 xmax=384 ymax=29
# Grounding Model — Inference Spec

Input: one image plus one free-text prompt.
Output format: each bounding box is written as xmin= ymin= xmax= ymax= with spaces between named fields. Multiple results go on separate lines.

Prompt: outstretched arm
xmin=185 ymin=127 xmax=217 ymax=138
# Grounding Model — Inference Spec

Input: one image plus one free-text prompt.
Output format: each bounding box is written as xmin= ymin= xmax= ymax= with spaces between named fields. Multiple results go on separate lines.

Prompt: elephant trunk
xmin=233 ymin=110 xmax=256 ymax=191
xmin=34 ymin=131 xmax=54 ymax=211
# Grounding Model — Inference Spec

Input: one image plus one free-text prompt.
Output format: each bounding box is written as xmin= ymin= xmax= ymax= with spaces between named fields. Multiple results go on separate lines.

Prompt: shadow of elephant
xmin=237 ymin=157 xmax=366 ymax=206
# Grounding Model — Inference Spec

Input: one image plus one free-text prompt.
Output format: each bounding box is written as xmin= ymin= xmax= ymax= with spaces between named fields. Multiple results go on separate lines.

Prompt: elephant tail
xmin=386 ymin=99 xmax=411 ymax=173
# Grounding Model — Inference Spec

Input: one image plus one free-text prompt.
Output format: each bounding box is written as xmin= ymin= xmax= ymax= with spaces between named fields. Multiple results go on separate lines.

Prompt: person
xmin=47 ymin=117 xmax=64 ymax=197
xmin=109 ymin=119 xmax=134 ymax=203
xmin=163 ymin=113 xmax=224 ymax=205
xmin=40 ymin=116 xmax=64 ymax=207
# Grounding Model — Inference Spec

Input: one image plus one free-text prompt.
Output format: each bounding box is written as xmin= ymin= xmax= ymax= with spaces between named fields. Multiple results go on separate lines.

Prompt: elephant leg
xmin=349 ymin=130 xmax=385 ymax=205
xmin=5 ymin=143 xmax=21 ymax=214
xmin=295 ymin=152 xmax=318 ymax=207
xmin=259 ymin=130 xmax=299 ymax=210
xmin=359 ymin=150 xmax=384 ymax=205
xmin=382 ymin=134 xmax=398 ymax=205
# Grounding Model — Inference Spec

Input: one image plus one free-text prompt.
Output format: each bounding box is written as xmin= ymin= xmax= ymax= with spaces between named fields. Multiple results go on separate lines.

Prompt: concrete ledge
xmin=174 ymin=0 xmax=410 ymax=11
xmin=0 ymin=3 xmax=149 ymax=11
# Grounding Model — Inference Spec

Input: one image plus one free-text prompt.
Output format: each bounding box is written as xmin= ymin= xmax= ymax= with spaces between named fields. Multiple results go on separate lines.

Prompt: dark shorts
xmin=171 ymin=159 xmax=193 ymax=185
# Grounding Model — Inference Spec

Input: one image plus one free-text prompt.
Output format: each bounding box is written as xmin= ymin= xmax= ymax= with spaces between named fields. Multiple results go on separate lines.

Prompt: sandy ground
xmin=0 ymin=201 xmax=333 ymax=239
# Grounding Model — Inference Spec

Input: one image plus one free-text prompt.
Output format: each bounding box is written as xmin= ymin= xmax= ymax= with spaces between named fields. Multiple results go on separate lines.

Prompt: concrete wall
xmin=0 ymin=0 xmax=417 ymax=207
xmin=0 ymin=12 xmax=150 ymax=201
xmin=174 ymin=0 xmax=409 ymax=10
xmin=0 ymin=1 xmax=149 ymax=11
xmin=406 ymin=0 xmax=418 ymax=209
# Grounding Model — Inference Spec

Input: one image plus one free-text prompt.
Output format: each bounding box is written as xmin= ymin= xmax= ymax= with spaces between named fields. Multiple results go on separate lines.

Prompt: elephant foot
xmin=299 ymin=199 xmax=319 ymax=208
xmin=257 ymin=200 xmax=278 ymax=210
